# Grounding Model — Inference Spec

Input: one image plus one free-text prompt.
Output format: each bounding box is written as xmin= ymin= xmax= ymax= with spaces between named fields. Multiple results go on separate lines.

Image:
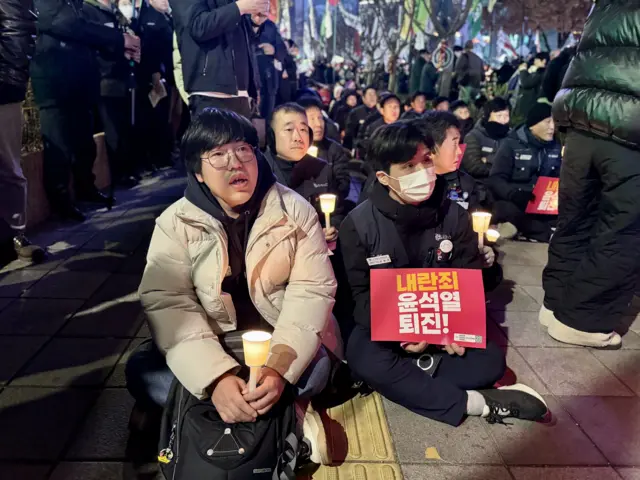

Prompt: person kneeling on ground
xmin=488 ymin=102 xmax=561 ymax=242
xmin=264 ymin=102 xmax=345 ymax=244
xmin=126 ymin=109 xmax=342 ymax=465
xmin=336 ymin=122 xmax=549 ymax=427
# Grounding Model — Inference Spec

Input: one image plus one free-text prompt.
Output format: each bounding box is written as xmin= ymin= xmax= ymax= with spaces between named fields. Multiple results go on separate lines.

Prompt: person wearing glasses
xmin=126 ymin=108 xmax=343 ymax=465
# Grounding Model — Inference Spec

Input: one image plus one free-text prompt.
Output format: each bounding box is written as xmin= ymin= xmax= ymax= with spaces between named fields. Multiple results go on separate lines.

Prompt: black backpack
xmin=157 ymin=333 xmax=301 ymax=480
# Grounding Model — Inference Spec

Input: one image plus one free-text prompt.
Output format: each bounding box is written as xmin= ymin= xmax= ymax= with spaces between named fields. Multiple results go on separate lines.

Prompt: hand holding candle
xmin=242 ymin=331 xmax=272 ymax=393
xmin=319 ymin=193 xmax=337 ymax=230
xmin=471 ymin=212 xmax=492 ymax=248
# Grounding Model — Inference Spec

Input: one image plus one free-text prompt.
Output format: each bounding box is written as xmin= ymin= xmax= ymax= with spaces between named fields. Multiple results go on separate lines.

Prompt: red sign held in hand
xmin=526 ymin=176 xmax=559 ymax=215
xmin=370 ymin=269 xmax=487 ymax=348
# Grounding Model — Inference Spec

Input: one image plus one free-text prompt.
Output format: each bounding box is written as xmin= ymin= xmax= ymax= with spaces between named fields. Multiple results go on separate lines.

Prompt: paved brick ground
xmin=1 ymin=169 xmax=638 ymax=480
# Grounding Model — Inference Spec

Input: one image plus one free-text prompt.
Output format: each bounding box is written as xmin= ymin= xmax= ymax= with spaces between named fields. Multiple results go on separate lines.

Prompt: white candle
xmin=242 ymin=331 xmax=272 ymax=392
xmin=472 ymin=212 xmax=492 ymax=248
xmin=319 ymin=193 xmax=337 ymax=229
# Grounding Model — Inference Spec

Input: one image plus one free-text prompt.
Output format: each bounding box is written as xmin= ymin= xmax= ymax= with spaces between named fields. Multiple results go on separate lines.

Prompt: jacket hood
xmin=369 ymin=176 xmax=449 ymax=231
xmin=184 ymin=150 xmax=276 ymax=225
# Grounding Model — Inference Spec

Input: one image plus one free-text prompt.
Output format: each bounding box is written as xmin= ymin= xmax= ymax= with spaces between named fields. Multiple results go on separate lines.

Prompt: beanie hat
xmin=526 ymin=102 xmax=552 ymax=127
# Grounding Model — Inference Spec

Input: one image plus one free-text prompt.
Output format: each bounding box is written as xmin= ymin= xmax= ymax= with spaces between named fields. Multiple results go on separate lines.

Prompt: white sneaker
xmin=539 ymin=305 xmax=622 ymax=349
xmin=302 ymin=408 xmax=331 ymax=465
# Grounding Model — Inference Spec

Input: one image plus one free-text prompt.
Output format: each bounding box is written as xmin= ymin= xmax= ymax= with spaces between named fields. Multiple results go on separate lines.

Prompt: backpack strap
xmin=272 ymin=432 xmax=299 ymax=480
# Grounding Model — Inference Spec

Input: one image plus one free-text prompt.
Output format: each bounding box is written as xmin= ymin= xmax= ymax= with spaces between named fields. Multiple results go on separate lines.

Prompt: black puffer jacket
xmin=0 ymin=0 xmax=35 ymax=104
xmin=553 ymin=0 xmax=640 ymax=150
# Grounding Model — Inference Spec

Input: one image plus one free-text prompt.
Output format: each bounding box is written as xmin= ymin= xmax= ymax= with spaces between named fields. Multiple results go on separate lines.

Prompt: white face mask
xmin=387 ymin=166 xmax=437 ymax=204
xmin=119 ymin=4 xmax=134 ymax=20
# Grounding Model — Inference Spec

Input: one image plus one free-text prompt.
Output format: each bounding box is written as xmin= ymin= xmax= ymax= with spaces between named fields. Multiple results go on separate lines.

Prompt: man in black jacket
xmin=31 ymin=0 xmax=140 ymax=220
xmin=170 ymin=0 xmax=266 ymax=118
xmin=84 ymin=0 xmax=140 ymax=188
xmin=250 ymin=14 xmax=286 ymax=121
xmin=462 ymin=97 xmax=511 ymax=180
xmin=277 ymin=39 xmax=298 ymax=104
xmin=0 ymin=0 xmax=46 ymax=264
xmin=488 ymin=103 xmax=561 ymax=242
xmin=356 ymin=93 xmax=401 ymax=160
xmin=400 ymin=91 xmax=427 ymax=120
xmin=343 ymin=85 xmax=377 ymax=151
xmin=336 ymin=122 xmax=548 ymax=427
xmin=541 ymin=0 xmax=640 ymax=349
xmin=297 ymin=96 xmax=351 ymax=200
xmin=264 ymin=103 xmax=344 ymax=242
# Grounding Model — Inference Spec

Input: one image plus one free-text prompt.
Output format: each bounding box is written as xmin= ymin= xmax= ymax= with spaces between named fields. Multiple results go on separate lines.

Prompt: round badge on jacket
xmin=439 ymin=240 xmax=453 ymax=253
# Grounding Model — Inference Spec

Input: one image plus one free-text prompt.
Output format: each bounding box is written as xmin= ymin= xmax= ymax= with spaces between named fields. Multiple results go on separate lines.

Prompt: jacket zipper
xmin=202 ymin=53 xmax=208 ymax=76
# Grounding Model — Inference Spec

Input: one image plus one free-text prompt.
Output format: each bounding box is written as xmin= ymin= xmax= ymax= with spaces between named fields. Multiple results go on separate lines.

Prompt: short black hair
xmin=367 ymin=122 xmax=429 ymax=173
xmin=453 ymin=45 xmax=463 ymax=52
xmin=432 ymin=96 xmax=449 ymax=109
xmin=411 ymin=91 xmax=428 ymax=103
xmin=483 ymin=97 xmax=510 ymax=121
xmin=296 ymin=96 xmax=324 ymax=111
xmin=379 ymin=93 xmax=401 ymax=108
xmin=270 ymin=102 xmax=307 ymax=129
xmin=363 ymin=85 xmax=377 ymax=96
xmin=450 ymin=100 xmax=469 ymax=112
xmin=413 ymin=111 xmax=460 ymax=148
xmin=535 ymin=51 xmax=550 ymax=62
xmin=418 ymin=49 xmax=430 ymax=55
xmin=182 ymin=108 xmax=258 ymax=175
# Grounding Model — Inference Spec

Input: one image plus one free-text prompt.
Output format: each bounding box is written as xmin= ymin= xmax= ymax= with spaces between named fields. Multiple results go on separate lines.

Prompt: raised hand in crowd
xmin=236 ymin=0 xmax=270 ymax=16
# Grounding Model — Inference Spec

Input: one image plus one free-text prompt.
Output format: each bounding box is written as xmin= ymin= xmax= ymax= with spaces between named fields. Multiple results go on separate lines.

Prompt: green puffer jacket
xmin=553 ymin=0 xmax=640 ymax=150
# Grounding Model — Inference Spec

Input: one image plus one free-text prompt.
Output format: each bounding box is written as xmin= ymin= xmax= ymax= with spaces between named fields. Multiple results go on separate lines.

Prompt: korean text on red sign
xmin=526 ymin=176 xmax=559 ymax=215
xmin=370 ymin=269 xmax=487 ymax=348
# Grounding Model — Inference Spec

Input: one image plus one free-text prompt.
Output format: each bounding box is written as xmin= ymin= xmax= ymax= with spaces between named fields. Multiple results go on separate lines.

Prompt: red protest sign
xmin=370 ymin=269 xmax=487 ymax=348
xmin=455 ymin=144 xmax=467 ymax=170
xmin=526 ymin=176 xmax=559 ymax=215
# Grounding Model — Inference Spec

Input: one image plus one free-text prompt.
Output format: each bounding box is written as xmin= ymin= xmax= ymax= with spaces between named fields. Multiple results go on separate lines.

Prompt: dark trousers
xmin=259 ymin=87 xmax=276 ymax=122
xmin=346 ymin=325 xmax=506 ymax=426
xmin=189 ymin=95 xmax=252 ymax=120
xmin=39 ymin=105 xmax=96 ymax=200
xmin=492 ymin=200 xmax=555 ymax=242
xmin=543 ymin=129 xmax=640 ymax=333
xmin=99 ymin=96 xmax=136 ymax=183
xmin=136 ymin=85 xmax=174 ymax=169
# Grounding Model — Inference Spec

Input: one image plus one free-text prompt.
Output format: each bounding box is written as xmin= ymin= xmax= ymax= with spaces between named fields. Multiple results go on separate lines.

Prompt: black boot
xmin=76 ymin=187 xmax=115 ymax=209
xmin=50 ymin=191 xmax=86 ymax=222
xmin=13 ymin=234 xmax=47 ymax=264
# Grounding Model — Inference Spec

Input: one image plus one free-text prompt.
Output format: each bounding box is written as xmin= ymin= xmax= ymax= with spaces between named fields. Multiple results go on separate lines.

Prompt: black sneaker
xmin=477 ymin=384 xmax=549 ymax=424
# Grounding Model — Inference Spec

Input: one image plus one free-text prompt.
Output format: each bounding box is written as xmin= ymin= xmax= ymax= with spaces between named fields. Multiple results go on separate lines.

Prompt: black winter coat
xmin=253 ymin=19 xmax=286 ymax=94
xmin=83 ymin=0 xmax=130 ymax=98
xmin=514 ymin=68 xmax=545 ymax=118
xmin=0 ymin=0 xmax=35 ymax=104
xmin=419 ymin=61 xmax=438 ymax=98
xmin=30 ymin=0 xmax=124 ymax=106
xmin=315 ymin=137 xmax=352 ymax=199
xmin=541 ymin=46 xmax=576 ymax=102
xmin=462 ymin=120 xmax=510 ymax=179
xmin=170 ymin=0 xmax=259 ymax=97
xmin=343 ymin=104 xmax=376 ymax=150
xmin=137 ymin=3 xmax=174 ymax=86
xmin=488 ymin=125 xmax=562 ymax=203
xmin=263 ymin=149 xmax=345 ymax=228
xmin=553 ymin=0 xmax=640 ymax=150
xmin=336 ymin=178 xmax=494 ymax=330
xmin=443 ymin=170 xmax=490 ymax=213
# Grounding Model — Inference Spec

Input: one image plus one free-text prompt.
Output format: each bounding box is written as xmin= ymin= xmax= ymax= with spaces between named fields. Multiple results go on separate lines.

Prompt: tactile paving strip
xmin=311 ymin=463 xmax=403 ymax=480
xmin=324 ymin=393 xmax=396 ymax=463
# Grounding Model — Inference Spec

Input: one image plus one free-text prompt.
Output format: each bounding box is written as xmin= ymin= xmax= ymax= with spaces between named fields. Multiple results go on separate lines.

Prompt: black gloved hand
xmin=511 ymin=189 xmax=535 ymax=208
